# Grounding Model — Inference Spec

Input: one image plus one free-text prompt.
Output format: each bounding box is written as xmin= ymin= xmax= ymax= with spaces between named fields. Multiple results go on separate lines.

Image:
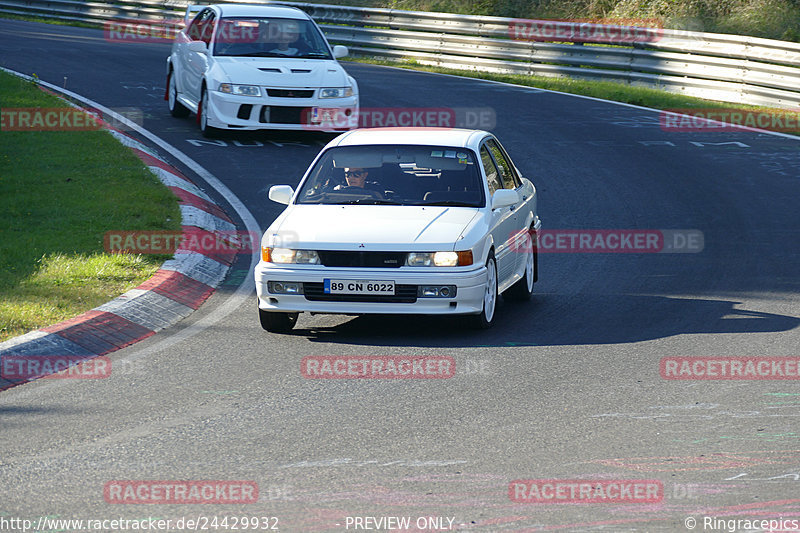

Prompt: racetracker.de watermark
xmin=1 ymin=107 xmax=101 ymax=131
xmin=511 ymin=229 xmax=704 ymax=253
xmin=1 ymin=355 xmax=111 ymax=380
xmin=661 ymin=108 xmax=800 ymax=133
xmin=1 ymin=107 xmax=143 ymax=131
xmin=302 ymin=107 xmax=496 ymax=131
xmin=509 ymin=479 xmax=663 ymax=503
xmin=661 ymin=357 xmax=800 ymax=380
xmin=508 ymin=18 xmax=663 ymax=43
xmin=104 ymin=18 xmax=184 ymax=43
xmin=104 ymin=481 xmax=259 ymax=504
xmin=301 ymin=356 xmax=455 ymax=379
xmin=104 ymin=230 xmax=259 ymax=255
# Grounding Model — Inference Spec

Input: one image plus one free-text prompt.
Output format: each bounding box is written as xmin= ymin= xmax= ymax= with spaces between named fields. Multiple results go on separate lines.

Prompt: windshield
xmin=212 ymin=17 xmax=332 ymax=58
xmin=296 ymin=145 xmax=485 ymax=206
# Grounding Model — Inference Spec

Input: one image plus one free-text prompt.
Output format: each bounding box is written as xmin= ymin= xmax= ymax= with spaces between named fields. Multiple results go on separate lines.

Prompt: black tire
xmin=198 ymin=87 xmax=220 ymax=138
xmin=506 ymin=228 xmax=536 ymax=301
xmin=259 ymin=308 xmax=299 ymax=333
xmin=470 ymin=252 xmax=498 ymax=329
xmin=167 ymin=70 xmax=189 ymax=118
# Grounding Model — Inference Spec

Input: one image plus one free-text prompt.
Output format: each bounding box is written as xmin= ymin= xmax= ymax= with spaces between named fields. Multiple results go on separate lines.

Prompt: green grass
xmin=4 ymin=0 xmax=800 ymax=41
xmin=299 ymin=0 xmax=800 ymax=42
xmin=0 ymin=12 xmax=98 ymax=29
xmin=0 ymin=71 xmax=180 ymax=342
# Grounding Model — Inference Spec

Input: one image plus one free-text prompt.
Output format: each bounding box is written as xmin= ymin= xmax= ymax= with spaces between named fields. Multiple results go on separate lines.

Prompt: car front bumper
xmin=206 ymin=90 xmax=359 ymax=131
xmin=255 ymin=263 xmax=488 ymax=315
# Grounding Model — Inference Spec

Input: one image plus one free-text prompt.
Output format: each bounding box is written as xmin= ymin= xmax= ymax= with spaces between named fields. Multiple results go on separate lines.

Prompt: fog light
xmin=268 ymin=281 xmax=303 ymax=294
xmin=418 ymin=285 xmax=456 ymax=298
xmin=422 ymin=287 xmax=440 ymax=297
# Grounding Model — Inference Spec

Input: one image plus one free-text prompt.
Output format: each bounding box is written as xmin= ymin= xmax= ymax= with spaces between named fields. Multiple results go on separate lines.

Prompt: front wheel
xmin=198 ymin=88 xmax=219 ymax=138
xmin=167 ymin=71 xmax=189 ymax=118
xmin=470 ymin=252 xmax=498 ymax=329
xmin=506 ymin=229 xmax=535 ymax=301
xmin=259 ymin=308 xmax=298 ymax=333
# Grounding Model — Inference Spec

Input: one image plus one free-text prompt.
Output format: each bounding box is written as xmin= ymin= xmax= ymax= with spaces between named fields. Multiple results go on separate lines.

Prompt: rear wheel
xmin=470 ymin=252 xmax=498 ymax=329
xmin=506 ymin=228 xmax=535 ymax=301
xmin=259 ymin=307 xmax=299 ymax=333
xmin=167 ymin=70 xmax=189 ymax=118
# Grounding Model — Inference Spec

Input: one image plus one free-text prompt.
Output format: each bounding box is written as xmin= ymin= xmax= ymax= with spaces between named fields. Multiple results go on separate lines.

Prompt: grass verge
xmin=346 ymin=57 xmax=784 ymax=115
xmin=0 ymin=70 xmax=180 ymax=342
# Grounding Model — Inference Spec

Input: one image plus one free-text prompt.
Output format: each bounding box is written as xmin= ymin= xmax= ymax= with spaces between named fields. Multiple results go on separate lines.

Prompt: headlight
xmin=263 ymin=247 xmax=320 ymax=264
xmin=219 ymin=83 xmax=261 ymax=97
xmin=406 ymin=251 xmax=473 ymax=267
xmin=319 ymin=87 xmax=354 ymax=98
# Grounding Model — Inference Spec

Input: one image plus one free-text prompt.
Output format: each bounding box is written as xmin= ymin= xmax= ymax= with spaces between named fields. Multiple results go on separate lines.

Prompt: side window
xmin=480 ymin=145 xmax=502 ymax=195
xmin=486 ymin=139 xmax=520 ymax=189
xmin=201 ymin=13 xmax=216 ymax=46
xmin=187 ymin=9 xmax=215 ymax=45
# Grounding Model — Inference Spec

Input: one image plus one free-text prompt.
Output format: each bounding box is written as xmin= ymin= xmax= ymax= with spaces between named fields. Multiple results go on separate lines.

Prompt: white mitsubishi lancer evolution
xmin=166 ymin=4 xmax=359 ymax=136
xmin=255 ymin=128 xmax=541 ymax=332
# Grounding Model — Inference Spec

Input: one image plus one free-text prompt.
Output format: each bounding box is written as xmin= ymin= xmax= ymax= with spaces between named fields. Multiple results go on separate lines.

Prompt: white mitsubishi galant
xmin=166 ymin=4 xmax=359 ymax=135
xmin=255 ymin=128 xmax=541 ymax=332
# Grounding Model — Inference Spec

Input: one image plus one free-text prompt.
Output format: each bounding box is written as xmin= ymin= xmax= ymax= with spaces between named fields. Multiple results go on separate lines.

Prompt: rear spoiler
xmin=184 ymin=5 xmax=205 ymax=25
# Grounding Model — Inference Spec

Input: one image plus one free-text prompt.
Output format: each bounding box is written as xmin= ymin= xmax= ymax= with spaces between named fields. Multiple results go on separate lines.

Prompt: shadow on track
xmin=294 ymin=294 xmax=799 ymax=348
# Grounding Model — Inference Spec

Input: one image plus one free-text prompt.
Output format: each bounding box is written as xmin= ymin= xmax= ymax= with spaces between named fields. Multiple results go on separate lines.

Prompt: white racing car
xmin=255 ymin=128 xmax=541 ymax=332
xmin=166 ymin=4 xmax=359 ymax=135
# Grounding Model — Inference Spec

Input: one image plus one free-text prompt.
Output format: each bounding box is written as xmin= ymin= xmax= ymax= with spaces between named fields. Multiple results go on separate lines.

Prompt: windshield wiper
xmin=296 ymin=52 xmax=329 ymax=59
xmin=415 ymin=200 xmax=479 ymax=207
xmin=336 ymin=199 xmax=402 ymax=205
xmin=233 ymin=51 xmax=285 ymax=57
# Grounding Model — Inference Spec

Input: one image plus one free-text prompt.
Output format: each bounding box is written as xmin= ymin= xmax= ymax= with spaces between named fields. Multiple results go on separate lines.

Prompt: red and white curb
xmin=0 ymin=109 xmax=238 ymax=391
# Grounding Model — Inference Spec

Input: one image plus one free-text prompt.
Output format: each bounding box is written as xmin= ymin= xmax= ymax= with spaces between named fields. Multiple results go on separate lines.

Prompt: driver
xmin=334 ymin=167 xmax=384 ymax=195
xmin=342 ymin=167 xmax=368 ymax=188
xmin=260 ymin=20 xmax=300 ymax=55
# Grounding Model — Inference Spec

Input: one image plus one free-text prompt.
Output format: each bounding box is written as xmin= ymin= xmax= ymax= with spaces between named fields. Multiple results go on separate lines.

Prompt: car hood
xmin=268 ymin=205 xmax=481 ymax=251
xmin=214 ymin=58 xmax=349 ymax=88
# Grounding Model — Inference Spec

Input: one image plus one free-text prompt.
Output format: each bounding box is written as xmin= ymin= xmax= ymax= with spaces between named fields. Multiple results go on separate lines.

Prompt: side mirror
xmin=332 ymin=45 xmax=348 ymax=59
xmin=491 ymin=189 xmax=519 ymax=209
xmin=187 ymin=41 xmax=207 ymax=53
xmin=269 ymin=185 xmax=294 ymax=205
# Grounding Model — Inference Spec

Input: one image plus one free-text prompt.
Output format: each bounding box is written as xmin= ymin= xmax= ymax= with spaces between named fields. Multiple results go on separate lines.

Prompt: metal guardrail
xmin=3 ymin=0 xmax=800 ymax=109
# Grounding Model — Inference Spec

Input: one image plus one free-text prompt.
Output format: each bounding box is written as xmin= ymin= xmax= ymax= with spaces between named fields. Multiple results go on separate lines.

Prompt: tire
xmin=198 ymin=87 xmax=219 ymax=138
xmin=167 ymin=71 xmax=189 ymax=118
xmin=506 ymin=228 xmax=536 ymax=301
xmin=470 ymin=252 xmax=498 ymax=329
xmin=259 ymin=307 xmax=299 ymax=333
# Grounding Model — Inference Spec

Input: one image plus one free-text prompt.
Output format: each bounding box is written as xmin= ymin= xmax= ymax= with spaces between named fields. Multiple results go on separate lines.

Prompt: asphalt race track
xmin=2 ymin=18 xmax=800 ymax=532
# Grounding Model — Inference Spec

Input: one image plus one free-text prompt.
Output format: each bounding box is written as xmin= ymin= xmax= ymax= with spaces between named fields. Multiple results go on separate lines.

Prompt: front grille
xmin=267 ymin=89 xmax=314 ymax=98
xmin=303 ymin=283 xmax=418 ymax=303
xmin=317 ymin=251 xmax=407 ymax=268
xmin=260 ymin=106 xmax=305 ymax=124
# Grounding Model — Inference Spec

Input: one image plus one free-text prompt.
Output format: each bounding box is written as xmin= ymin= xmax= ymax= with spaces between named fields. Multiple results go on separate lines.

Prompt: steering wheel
xmin=336 ymin=186 xmax=384 ymax=199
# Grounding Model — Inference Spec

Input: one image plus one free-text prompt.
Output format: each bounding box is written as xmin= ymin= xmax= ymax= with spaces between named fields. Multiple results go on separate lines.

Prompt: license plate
xmin=311 ymin=107 xmax=337 ymax=123
xmin=324 ymin=279 xmax=395 ymax=295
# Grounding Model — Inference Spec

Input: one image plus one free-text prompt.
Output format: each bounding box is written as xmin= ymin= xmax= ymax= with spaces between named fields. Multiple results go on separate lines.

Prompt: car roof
xmin=332 ymin=128 xmax=490 ymax=149
xmin=212 ymin=4 xmax=309 ymax=19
